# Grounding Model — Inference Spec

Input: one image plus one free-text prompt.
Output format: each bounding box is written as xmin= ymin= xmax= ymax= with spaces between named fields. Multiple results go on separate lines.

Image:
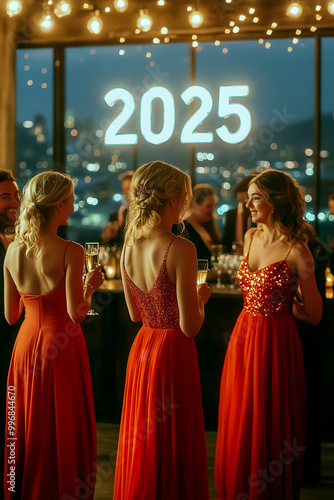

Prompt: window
xmin=320 ymin=37 xmax=334 ymax=246
xmin=16 ymin=48 xmax=54 ymax=187
xmin=194 ymin=39 xmax=315 ymax=218
xmin=65 ymin=43 xmax=190 ymax=242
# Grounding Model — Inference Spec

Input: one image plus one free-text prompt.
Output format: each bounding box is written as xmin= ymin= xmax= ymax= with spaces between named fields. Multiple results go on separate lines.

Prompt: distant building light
xmin=87 ymin=197 xmax=99 ymax=206
xmin=113 ymin=194 xmax=123 ymax=202
xmin=23 ymin=120 xmax=33 ymax=128
xmin=217 ymin=204 xmax=230 ymax=215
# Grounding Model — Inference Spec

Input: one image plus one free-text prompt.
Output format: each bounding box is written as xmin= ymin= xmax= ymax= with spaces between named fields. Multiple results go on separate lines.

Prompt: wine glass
xmin=197 ymin=259 xmax=209 ymax=285
xmin=85 ymin=242 xmax=99 ymax=316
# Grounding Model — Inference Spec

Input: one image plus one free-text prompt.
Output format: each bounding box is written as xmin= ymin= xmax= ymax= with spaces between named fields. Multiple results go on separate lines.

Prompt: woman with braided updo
xmin=113 ymin=161 xmax=211 ymax=500
xmin=215 ymin=169 xmax=322 ymax=500
xmin=3 ymin=171 xmax=103 ymax=499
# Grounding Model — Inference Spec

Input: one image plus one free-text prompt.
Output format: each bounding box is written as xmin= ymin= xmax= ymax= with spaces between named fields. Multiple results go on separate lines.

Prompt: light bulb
xmin=87 ymin=11 xmax=103 ymax=34
xmin=114 ymin=0 xmax=128 ymax=13
xmin=328 ymin=0 xmax=334 ymax=15
xmin=286 ymin=2 xmax=302 ymax=18
xmin=39 ymin=13 xmax=54 ymax=32
xmin=54 ymin=1 xmax=72 ymax=18
xmin=189 ymin=10 xmax=204 ymax=28
xmin=137 ymin=10 xmax=153 ymax=32
xmin=6 ymin=0 xmax=22 ymax=17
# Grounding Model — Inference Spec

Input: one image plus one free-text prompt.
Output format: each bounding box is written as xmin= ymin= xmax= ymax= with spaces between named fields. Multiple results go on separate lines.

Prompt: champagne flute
xmin=85 ymin=242 xmax=99 ymax=316
xmin=197 ymin=259 xmax=209 ymax=286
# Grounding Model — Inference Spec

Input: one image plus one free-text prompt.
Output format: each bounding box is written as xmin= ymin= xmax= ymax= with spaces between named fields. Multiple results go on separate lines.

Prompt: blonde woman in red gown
xmin=113 ymin=161 xmax=211 ymax=500
xmin=3 ymin=172 xmax=103 ymax=499
xmin=215 ymin=170 xmax=322 ymax=500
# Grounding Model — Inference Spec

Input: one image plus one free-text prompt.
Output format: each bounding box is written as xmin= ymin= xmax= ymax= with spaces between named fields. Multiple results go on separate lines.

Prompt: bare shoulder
xmin=290 ymin=239 xmax=311 ymax=259
xmin=170 ymin=235 xmax=197 ymax=257
xmin=5 ymin=241 xmax=24 ymax=261
xmin=66 ymin=240 xmax=84 ymax=258
xmin=243 ymin=227 xmax=258 ymax=254
xmin=289 ymin=239 xmax=313 ymax=269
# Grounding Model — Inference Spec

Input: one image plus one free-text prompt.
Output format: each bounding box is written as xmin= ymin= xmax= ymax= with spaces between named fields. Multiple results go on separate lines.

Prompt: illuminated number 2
xmin=104 ymin=88 xmax=138 ymax=145
xmin=180 ymin=86 xmax=214 ymax=144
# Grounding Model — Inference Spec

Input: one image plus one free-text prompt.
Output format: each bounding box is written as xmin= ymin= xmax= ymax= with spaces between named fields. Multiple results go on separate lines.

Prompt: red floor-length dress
xmin=4 ymin=261 xmax=96 ymax=499
xmin=215 ymin=239 xmax=306 ymax=500
xmin=113 ymin=237 xmax=209 ymax=500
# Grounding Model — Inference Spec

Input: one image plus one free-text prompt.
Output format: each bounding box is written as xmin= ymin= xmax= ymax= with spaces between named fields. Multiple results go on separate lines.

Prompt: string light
xmin=87 ymin=10 xmax=103 ymax=34
xmin=39 ymin=1 xmax=54 ymax=32
xmin=6 ymin=0 xmax=22 ymax=17
xmin=286 ymin=2 xmax=302 ymax=18
xmin=39 ymin=13 xmax=54 ymax=31
xmin=54 ymin=1 xmax=72 ymax=18
xmin=249 ymin=8 xmax=255 ymax=14
xmin=328 ymin=0 xmax=334 ymax=15
xmin=253 ymin=17 xmax=259 ymax=23
xmin=157 ymin=0 xmax=165 ymax=5
xmin=188 ymin=10 xmax=204 ymax=28
xmin=137 ymin=9 xmax=153 ymax=32
xmin=114 ymin=0 xmax=128 ymax=13
xmin=161 ymin=26 xmax=168 ymax=34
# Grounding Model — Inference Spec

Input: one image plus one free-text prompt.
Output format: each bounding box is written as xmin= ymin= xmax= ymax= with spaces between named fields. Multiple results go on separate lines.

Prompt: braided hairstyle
xmin=249 ymin=169 xmax=308 ymax=242
xmin=16 ymin=171 xmax=74 ymax=257
xmin=124 ymin=160 xmax=192 ymax=245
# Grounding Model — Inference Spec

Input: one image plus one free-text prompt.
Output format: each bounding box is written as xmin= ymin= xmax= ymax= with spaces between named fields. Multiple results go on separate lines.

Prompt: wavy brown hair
xmin=249 ymin=169 xmax=308 ymax=242
xmin=124 ymin=161 xmax=192 ymax=245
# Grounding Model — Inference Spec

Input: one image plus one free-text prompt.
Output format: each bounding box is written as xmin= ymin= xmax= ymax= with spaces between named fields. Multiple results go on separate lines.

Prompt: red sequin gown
xmin=114 ymin=237 xmax=209 ymax=500
xmin=215 ymin=239 xmax=306 ymax=500
xmin=4 ymin=262 xmax=96 ymax=499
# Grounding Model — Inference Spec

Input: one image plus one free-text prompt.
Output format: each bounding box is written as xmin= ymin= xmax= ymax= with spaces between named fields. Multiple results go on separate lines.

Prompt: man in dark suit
xmin=0 ymin=169 xmax=21 ymax=499
xmin=222 ymin=175 xmax=256 ymax=253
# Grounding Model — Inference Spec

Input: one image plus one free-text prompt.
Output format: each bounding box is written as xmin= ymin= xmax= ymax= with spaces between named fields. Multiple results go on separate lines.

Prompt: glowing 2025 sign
xmin=104 ymin=85 xmax=251 ymax=146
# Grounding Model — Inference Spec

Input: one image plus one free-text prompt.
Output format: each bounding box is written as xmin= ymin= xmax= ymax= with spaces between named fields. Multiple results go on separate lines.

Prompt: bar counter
xmin=81 ymin=280 xmax=334 ymax=438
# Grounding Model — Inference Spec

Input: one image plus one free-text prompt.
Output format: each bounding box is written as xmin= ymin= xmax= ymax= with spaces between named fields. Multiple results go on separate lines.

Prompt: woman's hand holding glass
xmin=84 ymin=242 xmax=104 ymax=315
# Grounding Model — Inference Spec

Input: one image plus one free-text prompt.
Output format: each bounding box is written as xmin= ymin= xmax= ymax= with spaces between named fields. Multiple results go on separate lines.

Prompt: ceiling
xmin=4 ymin=0 xmax=334 ymax=46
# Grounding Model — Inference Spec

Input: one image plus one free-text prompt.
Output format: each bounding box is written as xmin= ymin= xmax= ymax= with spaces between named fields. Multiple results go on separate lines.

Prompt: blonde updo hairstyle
xmin=124 ymin=160 xmax=192 ymax=245
xmin=16 ymin=171 xmax=74 ymax=256
xmin=249 ymin=169 xmax=308 ymax=243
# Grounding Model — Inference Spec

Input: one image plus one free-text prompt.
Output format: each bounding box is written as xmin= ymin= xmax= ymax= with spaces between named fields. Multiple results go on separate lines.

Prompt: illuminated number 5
xmin=104 ymin=88 xmax=138 ymax=145
xmin=216 ymin=86 xmax=252 ymax=144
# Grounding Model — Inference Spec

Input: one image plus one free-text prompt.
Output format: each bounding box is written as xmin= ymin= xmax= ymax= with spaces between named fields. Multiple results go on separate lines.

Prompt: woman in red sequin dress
xmin=113 ymin=161 xmax=211 ymax=500
xmin=3 ymin=172 xmax=103 ymax=499
xmin=215 ymin=170 xmax=322 ymax=500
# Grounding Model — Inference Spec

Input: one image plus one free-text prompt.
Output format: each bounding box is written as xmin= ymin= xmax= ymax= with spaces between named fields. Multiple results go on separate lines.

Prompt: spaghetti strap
xmin=63 ymin=240 xmax=72 ymax=270
xmin=284 ymin=240 xmax=294 ymax=260
xmin=163 ymin=235 xmax=178 ymax=264
xmin=246 ymin=230 xmax=256 ymax=258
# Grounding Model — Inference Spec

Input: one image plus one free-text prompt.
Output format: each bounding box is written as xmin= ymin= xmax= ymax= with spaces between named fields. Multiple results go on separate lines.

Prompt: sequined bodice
xmin=237 ymin=257 xmax=297 ymax=317
xmin=123 ymin=238 xmax=180 ymax=328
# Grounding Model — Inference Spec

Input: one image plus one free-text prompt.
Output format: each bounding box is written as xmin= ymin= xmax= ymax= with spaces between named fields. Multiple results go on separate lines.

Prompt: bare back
xmin=6 ymin=235 xmax=71 ymax=295
xmin=123 ymin=232 xmax=178 ymax=293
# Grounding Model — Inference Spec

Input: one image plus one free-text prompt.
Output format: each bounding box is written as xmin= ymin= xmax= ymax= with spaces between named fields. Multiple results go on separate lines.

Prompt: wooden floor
xmin=94 ymin=422 xmax=334 ymax=499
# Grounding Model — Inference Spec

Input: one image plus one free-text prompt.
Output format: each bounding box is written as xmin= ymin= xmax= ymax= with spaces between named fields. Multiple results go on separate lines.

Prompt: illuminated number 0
xmin=104 ymin=88 xmax=138 ymax=145
xmin=216 ymin=86 xmax=251 ymax=144
xmin=140 ymin=87 xmax=175 ymax=145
